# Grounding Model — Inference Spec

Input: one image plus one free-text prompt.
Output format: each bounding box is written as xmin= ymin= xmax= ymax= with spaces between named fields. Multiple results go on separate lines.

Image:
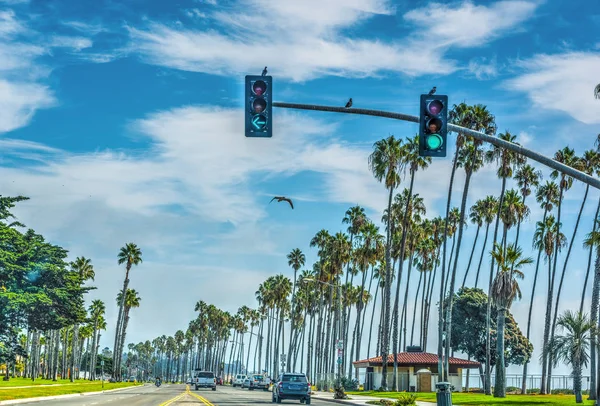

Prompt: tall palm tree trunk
xmin=70 ymin=324 xmax=78 ymax=382
xmin=589 ymin=247 xmax=600 ymax=402
xmin=542 ymin=188 xmax=564 ymax=394
xmin=548 ymin=186 xmax=589 ymax=383
xmin=493 ymin=307 xmax=507 ymax=398
xmin=113 ymin=267 xmax=131 ymax=379
xmin=474 ymin=223 xmax=491 ymax=288
xmin=485 ymin=177 xmax=506 ymax=395
xmin=367 ymin=285 xmax=379 ymax=357
xmin=461 ymin=225 xmax=481 ymax=288
xmin=439 ymin=149 xmax=460 ymax=382
xmin=444 ymin=170 xmax=473 ymax=378
xmin=380 ymin=185 xmax=395 ymax=390
xmin=581 ymin=199 xmax=600 ymax=313
xmin=410 ymin=272 xmax=423 ymax=345
xmin=521 ymin=209 xmax=548 ymax=394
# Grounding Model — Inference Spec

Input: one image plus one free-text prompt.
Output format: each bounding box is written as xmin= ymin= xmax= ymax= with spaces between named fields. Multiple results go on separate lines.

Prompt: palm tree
xmin=543 ymin=147 xmax=579 ymax=392
xmin=490 ymin=243 xmax=533 ymax=398
xmin=461 ymin=200 xmax=483 ymax=288
xmin=444 ymin=139 xmax=485 ymax=377
xmin=116 ymin=288 xmax=141 ymax=378
xmin=483 ymin=131 xmax=525 ymax=394
xmin=549 ymin=311 xmax=595 ymax=403
xmin=474 ymin=196 xmax=498 ymax=288
xmin=439 ymin=103 xmax=496 ymax=382
xmin=368 ymin=135 xmax=404 ymax=390
xmin=69 ymin=257 xmax=95 ymax=382
xmin=387 ymin=135 xmax=429 ymax=390
xmin=286 ymin=248 xmax=305 ymax=370
xmin=88 ymin=299 xmax=105 ymax=381
xmin=514 ymin=164 xmax=542 ymax=246
xmin=584 ymin=223 xmax=600 ymax=401
xmin=113 ymin=243 xmax=143 ymax=380
xmin=521 ymin=181 xmax=559 ymax=394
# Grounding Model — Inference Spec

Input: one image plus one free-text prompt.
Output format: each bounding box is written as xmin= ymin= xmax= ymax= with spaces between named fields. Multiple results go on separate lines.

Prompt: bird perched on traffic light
xmin=595 ymin=83 xmax=600 ymax=99
xmin=262 ymin=66 xmax=268 ymax=76
xmin=345 ymin=98 xmax=353 ymax=108
xmin=428 ymin=86 xmax=436 ymax=95
xmin=270 ymin=196 xmax=294 ymax=209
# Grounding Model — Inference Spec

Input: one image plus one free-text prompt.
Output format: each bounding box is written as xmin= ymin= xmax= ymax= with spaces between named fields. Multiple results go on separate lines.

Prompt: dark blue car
xmin=272 ymin=373 xmax=310 ymax=404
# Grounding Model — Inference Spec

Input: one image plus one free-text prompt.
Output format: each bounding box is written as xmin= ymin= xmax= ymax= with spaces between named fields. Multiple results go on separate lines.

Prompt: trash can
xmin=436 ymin=382 xmax=452 ymax=406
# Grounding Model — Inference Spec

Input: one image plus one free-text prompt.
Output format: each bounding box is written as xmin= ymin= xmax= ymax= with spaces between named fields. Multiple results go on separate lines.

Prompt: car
xmin=193 ymin=371 xmax=217 ymax=391
xmin=216 ymin=376 xmax=224 ymax=385
xmin=272 ymin=373 xmax=311 ymax=404
xmin=232 ymin=374 xmax=247 ymax=387
xmin=247 ymin=374 xmax=269 ymax=391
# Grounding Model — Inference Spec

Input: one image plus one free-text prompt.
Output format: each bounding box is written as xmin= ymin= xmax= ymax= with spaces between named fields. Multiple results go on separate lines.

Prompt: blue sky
xmin=1 ymin=0 xmax=600 ymax=378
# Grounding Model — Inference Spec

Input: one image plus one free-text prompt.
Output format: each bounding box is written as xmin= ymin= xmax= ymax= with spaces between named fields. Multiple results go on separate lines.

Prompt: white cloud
xmin=50 ymin=35 xmax=93 ymax=51
xmin=185 ymin=8 xmax=206 ymax=19
xmin=127 ymin=0 xmax=538 ymax=81
xmin=2 ymin=106 xmax=389 ymax=232
xmin=404 ymin=1 xmax=538 ymax=48
xmin=61 ymin=21 xmax=106 ymax=36
xmin=0 ymin=80 xmax=55 ymax=132
xmin=504 ymin=52 xmax=600 ymax=125
xmin=0 ymin=9 xmax=102 ymax=134
xmin=467 ymin=56 xmax=499 ymax=80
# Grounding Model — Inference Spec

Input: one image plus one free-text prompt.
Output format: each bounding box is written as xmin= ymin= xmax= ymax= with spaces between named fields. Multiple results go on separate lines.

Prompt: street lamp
xmin=303 ymin=277 xmax=343 ymax=391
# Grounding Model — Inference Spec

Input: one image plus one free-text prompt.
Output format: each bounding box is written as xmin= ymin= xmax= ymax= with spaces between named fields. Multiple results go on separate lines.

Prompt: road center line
xmin=158 ymin=391 xmax=187 ymax=406
xmin=185 ymin=387 xmax=214 ymax=405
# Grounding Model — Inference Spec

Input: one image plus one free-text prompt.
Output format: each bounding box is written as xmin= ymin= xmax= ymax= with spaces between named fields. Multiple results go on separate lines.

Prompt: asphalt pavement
xmin=9 ymin=384 xmax=340 ymax=406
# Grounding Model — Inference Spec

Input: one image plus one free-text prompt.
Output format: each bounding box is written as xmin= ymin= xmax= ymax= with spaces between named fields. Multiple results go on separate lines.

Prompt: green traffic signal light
xmin=425 ymin=133 xmax=443 ymax=150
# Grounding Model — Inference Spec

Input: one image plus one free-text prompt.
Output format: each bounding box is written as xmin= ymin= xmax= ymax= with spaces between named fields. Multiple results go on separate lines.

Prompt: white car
xmin=233 ymin=374 xmax=247 ymax=387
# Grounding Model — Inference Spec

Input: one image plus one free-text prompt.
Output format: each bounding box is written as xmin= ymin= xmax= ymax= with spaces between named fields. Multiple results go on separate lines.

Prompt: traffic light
xmin=245 ymin=75 xmax=272 ymax=137
xmin=418 ymin=94 xmax=448 ymax=157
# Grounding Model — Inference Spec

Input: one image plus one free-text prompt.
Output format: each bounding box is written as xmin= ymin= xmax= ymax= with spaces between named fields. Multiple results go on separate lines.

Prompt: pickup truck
xmin=193 ymin=371 xmax=217 ymax=391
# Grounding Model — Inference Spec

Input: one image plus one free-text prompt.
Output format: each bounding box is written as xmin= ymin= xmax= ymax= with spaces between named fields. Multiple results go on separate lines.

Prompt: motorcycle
xmin=155 ymin=380 xmax=161 ymax=387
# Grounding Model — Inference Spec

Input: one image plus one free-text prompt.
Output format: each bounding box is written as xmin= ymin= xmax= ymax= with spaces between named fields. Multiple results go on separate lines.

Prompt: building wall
xmin=364 ymin=366 xmax=467 ymax=392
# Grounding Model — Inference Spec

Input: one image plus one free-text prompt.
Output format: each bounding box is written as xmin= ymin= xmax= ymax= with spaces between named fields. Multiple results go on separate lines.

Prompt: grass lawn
xmin=0 ymin=381 xmax=140 ymax=401
xmin=349 ymin=391 xmax=595 ymax=405
xmin=0 ymin=377 xmax=79 ymax=387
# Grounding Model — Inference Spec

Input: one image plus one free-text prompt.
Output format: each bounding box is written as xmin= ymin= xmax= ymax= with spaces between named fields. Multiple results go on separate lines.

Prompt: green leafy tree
xmin=446 ymin=287 xmax=532 ymax=369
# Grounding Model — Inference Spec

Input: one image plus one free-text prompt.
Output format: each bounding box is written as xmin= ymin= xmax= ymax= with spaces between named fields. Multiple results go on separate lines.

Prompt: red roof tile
xmin=353 ymin=352 xmax=480 ymax=367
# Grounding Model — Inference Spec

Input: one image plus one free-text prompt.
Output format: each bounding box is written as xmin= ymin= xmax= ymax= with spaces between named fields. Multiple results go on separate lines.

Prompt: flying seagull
xmin=262 ymin=66 xmax=268 ymax=76
xmin=270 ymin=196 xmax=294 ymax=209
xmin=345 ymin=98 xmax=353 ymax=108
xmin=595 ymin=83 xmax=600 ymax=99
xmin=428 ymin=86 xmax=436 ymax=95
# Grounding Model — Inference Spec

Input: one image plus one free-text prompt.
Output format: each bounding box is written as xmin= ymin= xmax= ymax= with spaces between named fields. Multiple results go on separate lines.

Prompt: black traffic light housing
xmin=245 ymin=75 xmax=272 ymax=138
xmin=418 ymin=94 xmax=448 ymax=157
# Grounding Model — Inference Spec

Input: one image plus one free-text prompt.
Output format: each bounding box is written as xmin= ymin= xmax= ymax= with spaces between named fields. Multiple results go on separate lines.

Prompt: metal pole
xmin=272 ymin=102 xmax=600 ymax=190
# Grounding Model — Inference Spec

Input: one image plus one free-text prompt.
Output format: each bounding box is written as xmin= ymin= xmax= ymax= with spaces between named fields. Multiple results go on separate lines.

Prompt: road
xmin=13 ymin=384 xmax=336 ymax=405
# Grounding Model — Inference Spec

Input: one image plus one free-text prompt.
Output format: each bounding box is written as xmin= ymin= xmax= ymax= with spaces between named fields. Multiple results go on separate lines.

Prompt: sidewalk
xmin=311 ymin=391 xmax=436 ymax=406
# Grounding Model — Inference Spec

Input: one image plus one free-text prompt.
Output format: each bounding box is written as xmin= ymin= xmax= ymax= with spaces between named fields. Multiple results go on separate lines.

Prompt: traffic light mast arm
xmin=272 ymin=102 xmax=600 ymax=190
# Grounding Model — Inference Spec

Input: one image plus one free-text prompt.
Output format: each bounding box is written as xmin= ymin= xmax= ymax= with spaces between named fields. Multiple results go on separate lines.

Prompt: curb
xmin=311 ymin=394 xmax=363 ymax=405
xmin=0 ymin=383 xmax=144 ymax=405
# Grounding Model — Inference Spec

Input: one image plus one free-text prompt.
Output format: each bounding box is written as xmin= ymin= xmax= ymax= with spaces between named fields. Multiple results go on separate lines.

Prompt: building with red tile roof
xmin=352 ymin=350 xmax=481 ymax=392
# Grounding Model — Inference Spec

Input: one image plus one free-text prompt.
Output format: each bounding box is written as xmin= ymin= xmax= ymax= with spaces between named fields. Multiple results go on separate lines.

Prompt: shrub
xmin=340 ymin=377 xmax=359 ymax=391
xmin=334 ymin=385 xmax=348 ymax=399
xmin=393 ymin=393 xmax=417 ymax=406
